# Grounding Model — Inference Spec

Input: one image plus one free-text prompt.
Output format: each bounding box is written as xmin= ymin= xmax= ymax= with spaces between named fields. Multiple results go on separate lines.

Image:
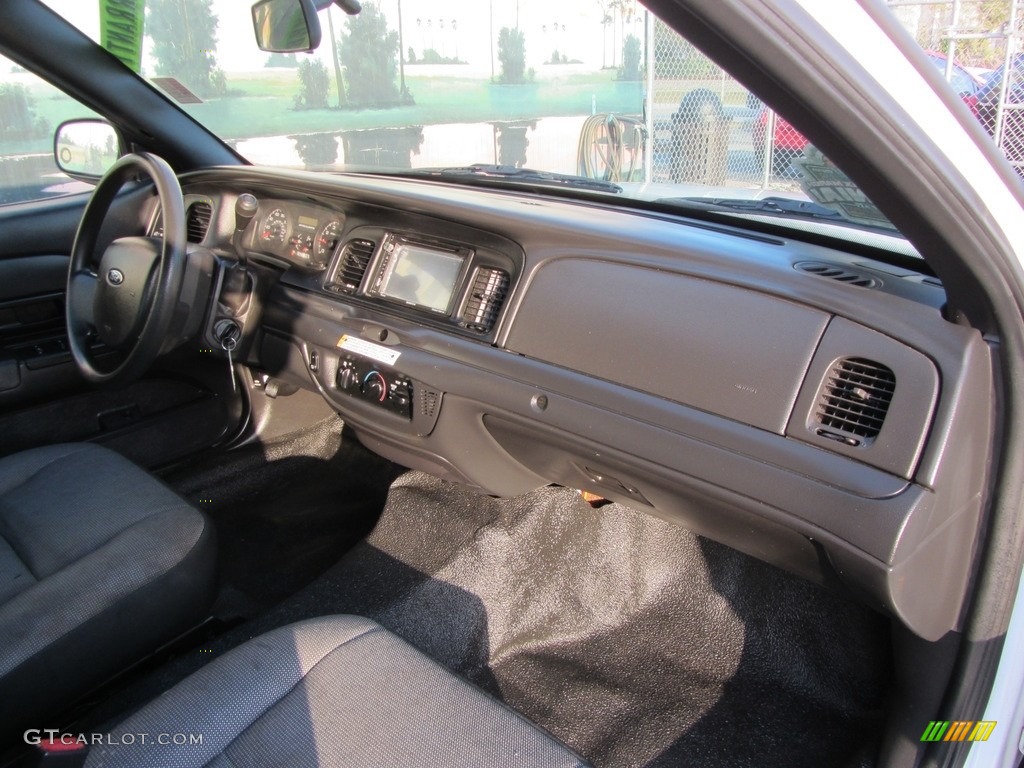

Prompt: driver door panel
xmin=0 ymin=192 xmax=239 ymax=466
xmin=0 ymin=194 xmax=85 ymax=410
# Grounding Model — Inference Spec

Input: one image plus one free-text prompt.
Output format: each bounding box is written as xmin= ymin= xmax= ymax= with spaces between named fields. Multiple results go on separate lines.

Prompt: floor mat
xmin=219 ymin=470 xmax=892 ymax=768
xmin=161 ymin=417 xmax=404 ymax=607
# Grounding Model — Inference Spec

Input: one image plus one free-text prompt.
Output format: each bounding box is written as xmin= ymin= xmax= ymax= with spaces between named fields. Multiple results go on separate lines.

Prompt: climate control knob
xmin=362 ymin=371 xmax=388 ymax=402
xmin=337 ymin=366 xmax=357 ymax=391
xmin=391 ymin=389 xmax=410 ymax=410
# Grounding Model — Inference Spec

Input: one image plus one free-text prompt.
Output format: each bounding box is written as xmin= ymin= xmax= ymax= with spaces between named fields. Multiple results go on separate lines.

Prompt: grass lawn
xmin=2 ymin=71 xmax=643 ymax=157
xmin=190 ymin=71 xmax=644 ymax=140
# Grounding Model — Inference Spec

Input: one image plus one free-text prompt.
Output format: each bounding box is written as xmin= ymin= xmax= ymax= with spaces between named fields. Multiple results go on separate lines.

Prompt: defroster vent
xmin=795 ymin=261 xmax=879 ymax=289
xmin=186 ymin=201 xmax=212 ymax=243
xmin=327 ymin=239 xmax=375 ymax=294
xmin=460 ymin=267 xmax=509 ymax=333
xmin=815 ymin=358 xmax=895 ymax=445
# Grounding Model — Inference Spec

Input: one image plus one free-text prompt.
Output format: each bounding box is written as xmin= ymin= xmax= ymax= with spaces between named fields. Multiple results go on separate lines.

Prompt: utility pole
xmin=327 ymin=7 xmax=347 ymax=107
xmin=397 ymin=0 xmax=407 ymax=96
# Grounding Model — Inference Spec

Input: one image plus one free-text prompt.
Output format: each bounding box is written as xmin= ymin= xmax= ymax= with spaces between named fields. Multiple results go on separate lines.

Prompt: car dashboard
xmin=168 ymin=166 xmax=992 ymax=643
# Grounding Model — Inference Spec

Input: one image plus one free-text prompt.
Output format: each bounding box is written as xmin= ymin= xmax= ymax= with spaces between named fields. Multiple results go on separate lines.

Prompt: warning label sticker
xmin=336 ymin=335 xmax=402 ymax=366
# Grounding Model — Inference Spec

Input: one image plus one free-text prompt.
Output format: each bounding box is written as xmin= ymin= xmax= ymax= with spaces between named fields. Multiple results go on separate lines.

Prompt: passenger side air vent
xmin=186 ymin=201 xmax=213 ymax=243
xmin=460 ymin=267 xmax=510 ymax=333
xmin=795 ymin=261 xmax=880 ymax=289
xmin=815 ymin=358 xmax=896 ymax=446
xmin=420 ymin=388 xmax=440 ymax=419
xmin=327 ymin=239 xmax=375 ymax=294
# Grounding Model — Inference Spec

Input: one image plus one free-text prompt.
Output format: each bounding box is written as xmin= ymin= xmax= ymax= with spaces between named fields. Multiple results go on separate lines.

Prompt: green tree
xmin=618 ymin=34 xmax=641 ymax=80
xmin=497 ymin=27 xmax=527 ymax=84
xmin=265 ymin=53 xmax=300 ymax=68
xmin=294 ymin=59 xmax=330 ymax=110
xmin=420 ymin=49 xmax=465 ymax=65
xmin=146 ymin=0 xmax=226 ymax=97
xmin=339 ymin=3 xmax=408 ymax=108
xmin=0 ymin=84 xmax=49 ymax=141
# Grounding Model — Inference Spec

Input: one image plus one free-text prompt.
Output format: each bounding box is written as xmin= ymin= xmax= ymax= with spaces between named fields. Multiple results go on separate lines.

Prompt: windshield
xmin=39 ymin=0 xmax=969 ymax=241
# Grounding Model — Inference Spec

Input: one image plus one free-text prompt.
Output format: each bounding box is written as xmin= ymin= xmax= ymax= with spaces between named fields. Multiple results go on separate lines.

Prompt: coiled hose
xmin=576 ymin=114 xmax=646 ymax=182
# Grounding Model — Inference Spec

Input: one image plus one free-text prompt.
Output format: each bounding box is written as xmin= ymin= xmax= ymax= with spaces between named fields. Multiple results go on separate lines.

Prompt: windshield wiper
xmin=657 ymin=195 xmax=846 ymax=222
xmin=409 ymin=164 xmax=623 ymax=194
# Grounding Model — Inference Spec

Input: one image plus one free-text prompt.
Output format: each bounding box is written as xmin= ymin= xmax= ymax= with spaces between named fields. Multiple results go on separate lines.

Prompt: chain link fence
xmin=889 ymin=0 xmax=1024 ymax=174
xmin=645 ymin=18 xmax=804 ymax=193
xmin=639 ymin=1 xmax=1024 ymax=189
xmin=997 ymin=54 xmax=1024 ymax=169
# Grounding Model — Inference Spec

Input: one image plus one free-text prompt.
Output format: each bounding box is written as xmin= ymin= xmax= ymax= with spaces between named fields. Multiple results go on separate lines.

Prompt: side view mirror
xmin=252 ymin=0 xmax=322 ymax=53
xmin=54 ymin=119 xmax=122 ymax=180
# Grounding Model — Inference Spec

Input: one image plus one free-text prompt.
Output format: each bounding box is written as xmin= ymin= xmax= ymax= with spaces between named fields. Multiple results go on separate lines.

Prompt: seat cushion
xmin=0 ymin=443 xmax=215 ymax=737
xmin=86 ymin=615 xmax=589 ymax=767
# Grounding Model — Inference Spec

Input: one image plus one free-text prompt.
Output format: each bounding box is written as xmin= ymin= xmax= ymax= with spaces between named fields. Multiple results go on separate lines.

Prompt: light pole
xmin=396 ymin=0 xmax=406 ymax=96
xmin=327 ymin=7 xmax=346 ymax=107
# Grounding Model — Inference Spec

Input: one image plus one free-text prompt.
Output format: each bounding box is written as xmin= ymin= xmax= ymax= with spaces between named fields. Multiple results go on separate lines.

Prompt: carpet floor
xmin=120 ymin=467 xmax=892 ymax=767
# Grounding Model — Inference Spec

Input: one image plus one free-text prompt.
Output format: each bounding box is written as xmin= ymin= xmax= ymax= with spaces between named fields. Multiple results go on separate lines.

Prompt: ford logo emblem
xmin=107 ymin=269 xmax=125 ymax=286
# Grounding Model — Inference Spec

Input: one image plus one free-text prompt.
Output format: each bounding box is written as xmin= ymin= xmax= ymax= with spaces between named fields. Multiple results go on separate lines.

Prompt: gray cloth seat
xmin=86 ymin=615 xmax=590 ymax=767
xmin=0 ymin=443 xmax=216 ymax=738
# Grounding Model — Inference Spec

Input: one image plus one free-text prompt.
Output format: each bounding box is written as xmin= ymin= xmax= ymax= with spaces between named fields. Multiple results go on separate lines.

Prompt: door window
xmin=0 ymin=52 xmax=98 ymax=205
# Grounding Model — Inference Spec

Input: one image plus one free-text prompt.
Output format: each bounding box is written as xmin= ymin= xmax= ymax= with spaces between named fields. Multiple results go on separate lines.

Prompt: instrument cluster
xmin=251 ymin=202 xmax=345 ymax=270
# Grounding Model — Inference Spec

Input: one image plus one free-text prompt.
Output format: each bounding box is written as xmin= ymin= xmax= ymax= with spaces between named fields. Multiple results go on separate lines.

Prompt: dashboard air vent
xmin=795 ymin=261 xmax=879 ymax=289
xmin=460 ymin=267 xmax=510 ymax=333
xmin=420 ymin=389 xmax=440 ymax=418
xmin=186 ymin=201 xmax=213 ymax=243
xmin=815 ymin=358 xmax=895 ymax=445
xmin=328 ymin=239 xmax=375 ymax=294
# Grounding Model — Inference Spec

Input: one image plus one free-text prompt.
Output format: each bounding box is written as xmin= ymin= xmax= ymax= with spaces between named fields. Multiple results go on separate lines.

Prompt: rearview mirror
xmin=54 ymin=119 xmax=121 ymax=180
xmin=252 ymin=0 xmax=322 ymax=52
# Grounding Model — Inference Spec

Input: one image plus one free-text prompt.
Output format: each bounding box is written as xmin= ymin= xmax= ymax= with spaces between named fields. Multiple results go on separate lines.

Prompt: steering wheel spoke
xmin=67 ymin=269 xmax=99 ymax=333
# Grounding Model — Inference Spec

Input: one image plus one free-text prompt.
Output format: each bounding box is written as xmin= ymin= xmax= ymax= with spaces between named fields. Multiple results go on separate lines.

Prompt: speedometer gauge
xmin=259 ymin=208 xmax=289 ymax=247
xmin=313 ymin=220 xmax=343 ymax=269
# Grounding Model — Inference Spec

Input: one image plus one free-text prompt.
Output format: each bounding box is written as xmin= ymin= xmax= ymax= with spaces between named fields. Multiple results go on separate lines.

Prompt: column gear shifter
xmin=233 ymin=193 xmax=258 ymax=264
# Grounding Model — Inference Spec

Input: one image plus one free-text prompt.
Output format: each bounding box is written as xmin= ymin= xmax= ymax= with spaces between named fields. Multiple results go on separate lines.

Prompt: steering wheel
xmin=66 ymin=153 xmax=187 ymax=384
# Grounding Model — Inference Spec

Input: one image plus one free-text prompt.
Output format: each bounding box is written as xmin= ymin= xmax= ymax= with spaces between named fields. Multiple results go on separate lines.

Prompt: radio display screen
xmin=379 ymin=243 xmax=464 ymax=313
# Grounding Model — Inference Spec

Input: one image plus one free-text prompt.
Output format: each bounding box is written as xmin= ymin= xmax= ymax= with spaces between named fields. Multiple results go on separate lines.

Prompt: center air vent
xmin=186 ymin=201 xmax=212 ymax=243
xmin=327 ymin=239 xmax=375 ymax=294
xmin=815 ymin=358 xmax=896 ymax=445
xmin=460 ymin=267 xmax=510 ymax=333
xmin=795 ymin=261 xmax=880 ymax=289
